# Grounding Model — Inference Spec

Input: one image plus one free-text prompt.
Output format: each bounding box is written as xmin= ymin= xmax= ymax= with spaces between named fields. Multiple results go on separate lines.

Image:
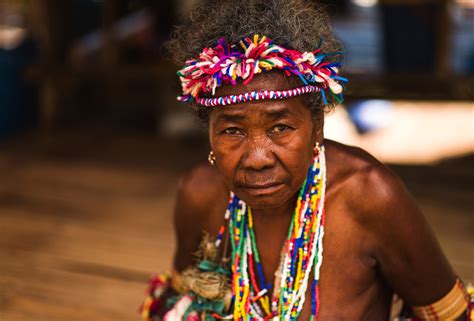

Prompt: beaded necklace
xmin=224 ymin=146 xmax=327 ymax=321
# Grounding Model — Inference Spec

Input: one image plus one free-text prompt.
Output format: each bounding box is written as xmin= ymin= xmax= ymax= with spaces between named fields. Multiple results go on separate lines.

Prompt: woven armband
xmin=412 ymin=279 xmax=469 ymax=320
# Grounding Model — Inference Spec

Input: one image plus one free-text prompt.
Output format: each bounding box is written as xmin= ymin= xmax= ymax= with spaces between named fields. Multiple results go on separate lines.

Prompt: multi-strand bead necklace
xmin=221 ymin=146 xmax=327 ymax=321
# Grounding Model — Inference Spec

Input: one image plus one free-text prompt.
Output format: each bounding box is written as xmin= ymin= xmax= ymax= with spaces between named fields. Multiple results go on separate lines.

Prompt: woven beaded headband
xmin=197 ymin=85 xmax=318 ymax=107
xmin=177 ymin=34 xmax=348 ymax=107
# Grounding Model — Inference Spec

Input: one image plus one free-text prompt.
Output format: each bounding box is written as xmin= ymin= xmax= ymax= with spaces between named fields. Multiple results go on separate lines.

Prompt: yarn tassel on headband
xmin=177 ymin=35 xmax=348 ymax=108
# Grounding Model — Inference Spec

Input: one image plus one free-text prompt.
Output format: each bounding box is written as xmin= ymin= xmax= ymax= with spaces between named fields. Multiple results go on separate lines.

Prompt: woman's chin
xmin=235 ymin=187 xmax=294 ymax=210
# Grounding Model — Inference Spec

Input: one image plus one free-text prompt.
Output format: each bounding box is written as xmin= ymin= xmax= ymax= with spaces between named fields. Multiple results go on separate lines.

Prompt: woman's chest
xmin=254 ymin=205 xmax=388 ymax=320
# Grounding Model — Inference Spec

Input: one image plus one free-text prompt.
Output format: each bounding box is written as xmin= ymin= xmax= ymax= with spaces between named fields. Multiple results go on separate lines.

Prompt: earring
xmin=208 ymin=151 xmax=216 ymax=165
xmin=313 ymin=142 xmax=321 ymax=156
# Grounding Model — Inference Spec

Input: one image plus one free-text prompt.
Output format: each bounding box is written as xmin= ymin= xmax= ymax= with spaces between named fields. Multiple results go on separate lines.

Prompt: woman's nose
xmin=240 ymin=136 xmax=275 ymax=171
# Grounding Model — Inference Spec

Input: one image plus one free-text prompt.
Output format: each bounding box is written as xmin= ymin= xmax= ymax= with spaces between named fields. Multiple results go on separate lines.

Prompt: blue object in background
xmin=0 ymin=37 xmax=39 ymax=141
xmin=347 ymin=100 xmax=394 ymax=134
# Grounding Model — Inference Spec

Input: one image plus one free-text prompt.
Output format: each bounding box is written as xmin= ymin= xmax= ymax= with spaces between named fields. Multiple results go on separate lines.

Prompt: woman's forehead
xmin=210 ymin=95 xmax=311 ymax=124
xmin=205 ymin=72 xmax=317 ymax=126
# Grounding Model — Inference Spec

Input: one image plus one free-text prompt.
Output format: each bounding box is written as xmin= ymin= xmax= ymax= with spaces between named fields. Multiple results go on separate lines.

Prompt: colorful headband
xmin=177 ymin=34 xmax=348 ymax=107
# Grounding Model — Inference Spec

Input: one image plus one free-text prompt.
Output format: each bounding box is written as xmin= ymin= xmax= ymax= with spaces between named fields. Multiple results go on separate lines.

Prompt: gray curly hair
xmin=167 ymin=0 xmax=343 ymax=123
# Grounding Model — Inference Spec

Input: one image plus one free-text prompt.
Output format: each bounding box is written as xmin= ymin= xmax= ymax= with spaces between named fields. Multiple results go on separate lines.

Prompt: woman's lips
xmin=240 ymin=182 xmax=285 ymax=195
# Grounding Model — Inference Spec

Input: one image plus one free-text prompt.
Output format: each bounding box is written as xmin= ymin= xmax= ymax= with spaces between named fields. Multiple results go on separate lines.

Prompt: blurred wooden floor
xmin=0 ymin=132 xmax=472 ymax=321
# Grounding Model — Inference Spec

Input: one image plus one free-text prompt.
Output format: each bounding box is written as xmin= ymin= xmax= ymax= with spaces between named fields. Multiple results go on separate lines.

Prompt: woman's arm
xmin=358 ymin=165 xmax=469 ymax=319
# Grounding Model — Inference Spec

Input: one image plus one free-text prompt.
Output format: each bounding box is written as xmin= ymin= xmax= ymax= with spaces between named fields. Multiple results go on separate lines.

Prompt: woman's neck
xmin=250 ymin=193 xmax=298 ymax=222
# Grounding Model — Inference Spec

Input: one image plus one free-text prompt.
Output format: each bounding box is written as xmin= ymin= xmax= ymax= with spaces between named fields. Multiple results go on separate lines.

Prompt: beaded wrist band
xmin=195 ymin=84 xmax=318 ymax=107
xmin=412 ymin=279 xmax=469 ymax=320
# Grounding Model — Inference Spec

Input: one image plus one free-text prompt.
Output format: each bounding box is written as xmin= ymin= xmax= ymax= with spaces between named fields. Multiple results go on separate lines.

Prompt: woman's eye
xmin=223 ymin=127 xmax=243 ymax=135
xmin=271 ymin=124 xmax=291 ymax=134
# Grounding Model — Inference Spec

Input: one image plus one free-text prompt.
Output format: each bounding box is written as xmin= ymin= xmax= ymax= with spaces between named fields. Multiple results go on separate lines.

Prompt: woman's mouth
xmin=240 ymin=182 xmax=285 ymax=196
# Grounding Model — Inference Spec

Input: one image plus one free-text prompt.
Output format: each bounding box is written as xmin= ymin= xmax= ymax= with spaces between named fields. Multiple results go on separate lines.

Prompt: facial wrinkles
xmin=209 ymin=74 xmax=320 ymax=203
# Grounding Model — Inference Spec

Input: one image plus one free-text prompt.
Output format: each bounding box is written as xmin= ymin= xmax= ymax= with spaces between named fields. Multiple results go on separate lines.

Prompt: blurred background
xmin=0 ymin=0 xmax=472 ymax=320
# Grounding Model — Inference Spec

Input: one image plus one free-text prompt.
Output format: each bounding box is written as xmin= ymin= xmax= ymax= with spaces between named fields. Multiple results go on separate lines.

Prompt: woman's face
xmin=209 ymin=74 xmax=322 ymax=209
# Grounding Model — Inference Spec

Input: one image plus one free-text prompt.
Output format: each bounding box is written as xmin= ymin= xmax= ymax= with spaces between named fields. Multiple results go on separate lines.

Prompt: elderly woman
xmin=141 ymin=1 xmax=471 ymax=320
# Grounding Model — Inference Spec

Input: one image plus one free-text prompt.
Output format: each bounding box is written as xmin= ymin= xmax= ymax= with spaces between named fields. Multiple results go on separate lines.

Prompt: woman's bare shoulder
xmin=173 ymin=162 xmax=229 ymax=270
xmin=324 ymin=139 xmax=409 ymax=219
xmin=177 ymin=162 xmax=229 ymax=213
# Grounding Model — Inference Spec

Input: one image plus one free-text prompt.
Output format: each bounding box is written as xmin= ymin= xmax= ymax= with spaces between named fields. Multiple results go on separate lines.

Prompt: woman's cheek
xmin=214 ymin=147 xmax=241 ymax=185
